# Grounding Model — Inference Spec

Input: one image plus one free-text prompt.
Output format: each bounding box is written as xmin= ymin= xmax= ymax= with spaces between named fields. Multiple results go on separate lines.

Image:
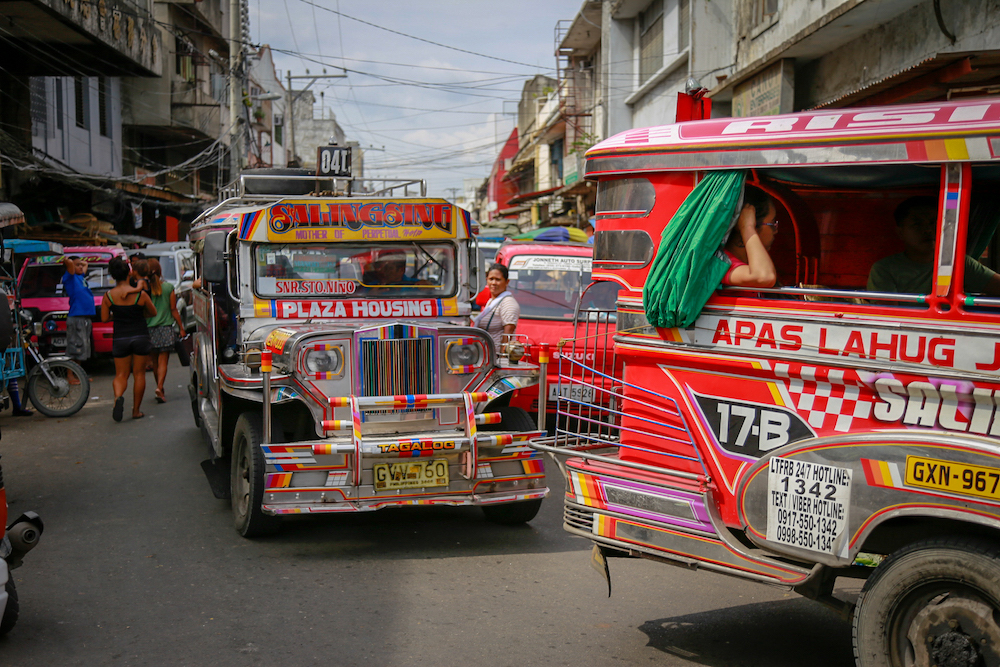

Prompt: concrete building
xmin=709 ymin=0 xmax=1000 ymax=113
xmin=121 ymin=0 xmax=233 ymax=201
xmin=288 ymin=89 xmax=346 ymax=170
xmin=247 ymin=46 xmax=287 ymax=169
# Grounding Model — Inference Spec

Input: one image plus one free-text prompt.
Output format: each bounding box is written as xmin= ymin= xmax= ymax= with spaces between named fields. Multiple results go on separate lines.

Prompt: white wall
xmin=32 ymin=76 xmax=122 ymax=177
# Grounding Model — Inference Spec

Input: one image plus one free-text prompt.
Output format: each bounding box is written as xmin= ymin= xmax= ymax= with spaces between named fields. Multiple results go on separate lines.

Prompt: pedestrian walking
xmin=145 ymin=258 xmax=184 ymax=403
xmin=61 ymin=255 xmax=95 ymax=362
xmin=100 ymin=257 xmax=156 ymax=421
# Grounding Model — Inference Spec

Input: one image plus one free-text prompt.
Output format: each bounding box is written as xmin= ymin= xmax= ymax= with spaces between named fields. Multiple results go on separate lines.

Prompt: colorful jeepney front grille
xmin=360 ymin=335 xmax=433 ymax=401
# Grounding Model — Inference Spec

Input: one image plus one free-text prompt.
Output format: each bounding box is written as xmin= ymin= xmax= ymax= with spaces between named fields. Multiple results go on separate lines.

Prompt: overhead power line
xmin=293 ymin=0 xmax=546 ymax=70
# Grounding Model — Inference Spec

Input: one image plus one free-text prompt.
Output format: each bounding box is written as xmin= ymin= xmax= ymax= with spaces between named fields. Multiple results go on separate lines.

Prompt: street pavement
xmin=0 ymin=359 xmax=855 ymax=666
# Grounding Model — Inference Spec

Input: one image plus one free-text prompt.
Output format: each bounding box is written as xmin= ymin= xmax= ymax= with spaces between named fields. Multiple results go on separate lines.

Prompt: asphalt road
xmin=0 ymin=359 xmax=856 ymax=666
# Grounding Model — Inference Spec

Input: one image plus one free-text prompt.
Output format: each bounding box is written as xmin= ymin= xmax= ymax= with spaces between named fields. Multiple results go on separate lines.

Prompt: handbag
xmin=175 ymin=334 xmax=192 ymax=367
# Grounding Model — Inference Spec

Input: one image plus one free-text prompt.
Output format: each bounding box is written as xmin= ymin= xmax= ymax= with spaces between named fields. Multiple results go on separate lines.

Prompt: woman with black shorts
xmin=101 ymin=257 xmax=157 ymax=421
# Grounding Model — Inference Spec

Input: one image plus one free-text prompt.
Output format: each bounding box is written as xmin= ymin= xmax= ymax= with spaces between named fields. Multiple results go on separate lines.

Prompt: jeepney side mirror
xmin=202 ymin=231 xmax=228 ymax=283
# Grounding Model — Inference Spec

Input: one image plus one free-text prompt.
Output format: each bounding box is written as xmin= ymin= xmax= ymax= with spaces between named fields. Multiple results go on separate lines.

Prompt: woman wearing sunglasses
xmin=721 ymin=185 xmax=778 ymax=288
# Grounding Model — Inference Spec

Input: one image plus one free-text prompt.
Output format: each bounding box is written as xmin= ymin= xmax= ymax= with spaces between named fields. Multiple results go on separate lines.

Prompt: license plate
xmin=549 ymin=384 xmax=595 ymax=402
xmin=52 ymin=337 xmax=66 ymax=346
xmin=373 ymin=459 xmax=449 ymax=491
xmin=905 ymin=455 xmax=1000 ymax=501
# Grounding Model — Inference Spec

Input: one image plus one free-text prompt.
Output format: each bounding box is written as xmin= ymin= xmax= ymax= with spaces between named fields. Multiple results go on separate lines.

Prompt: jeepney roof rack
xmin=217 ymin=170 xmax=427 ymax=204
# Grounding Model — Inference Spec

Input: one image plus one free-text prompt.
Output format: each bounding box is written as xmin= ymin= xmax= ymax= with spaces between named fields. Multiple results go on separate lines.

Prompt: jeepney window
xmin=596 ymin=177 xmax=655 ymax=218
xmin=506 ymin=254 xmax=594 ymax=320
xmin=254 ymin=243 xmax=455 ymax=298
xmin=593 ymin=230 xmax=655 ymax=270
xmin=20 ymin=261 xmax=114 ymax=298
xmin=714 ymin=164 xmax=1000 ymax=307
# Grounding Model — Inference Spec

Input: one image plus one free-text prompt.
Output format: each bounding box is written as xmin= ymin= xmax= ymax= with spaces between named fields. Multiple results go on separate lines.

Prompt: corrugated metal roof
xmin=0 ymin=202 xmax=25 ymax=229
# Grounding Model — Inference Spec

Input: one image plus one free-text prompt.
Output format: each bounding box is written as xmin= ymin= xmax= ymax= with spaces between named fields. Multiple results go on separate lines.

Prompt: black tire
xmin=482 ymin=498 xmax=543 ymax=525
xmin=480 ymin=406 xmax=543 ymax=525
xmin=853 ymin=537 xmax=1000 ymax=667
xmin=230 ymin=413 xmax=281 ymax=538
xmin=480 ymin=406 xmax=537 ymax=432
xmin=189 ymin=374 xmax=202 ymax=428
xmin=0 ymin=574 xmax=19 ymax=636
xmin=26 ymin=359 xmax=90 ymax=417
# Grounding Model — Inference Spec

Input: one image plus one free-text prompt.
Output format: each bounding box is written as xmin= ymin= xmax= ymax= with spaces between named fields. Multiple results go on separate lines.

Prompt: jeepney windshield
xmin=254 ymin=242 xmax=456 ymax=298
xmin=507 ymin=254 xmax=616 ymax=319
xmin=20 ymin=262 xmax=114 ymax=298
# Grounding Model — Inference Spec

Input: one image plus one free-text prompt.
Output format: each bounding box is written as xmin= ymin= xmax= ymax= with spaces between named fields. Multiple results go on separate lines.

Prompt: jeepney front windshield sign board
xmin=255 ymin=243 xmax=455 ymax=298
xmin=235 ymin=199 xmax=473 ymax=243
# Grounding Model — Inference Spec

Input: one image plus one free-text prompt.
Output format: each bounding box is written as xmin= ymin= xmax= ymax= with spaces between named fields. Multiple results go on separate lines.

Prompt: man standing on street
xmin=62 ymin=255 xmax=95 ymax=362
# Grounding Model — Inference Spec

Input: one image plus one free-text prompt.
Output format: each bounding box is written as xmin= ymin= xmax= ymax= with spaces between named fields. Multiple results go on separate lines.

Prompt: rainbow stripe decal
xmin=861 ymin=458 xmax=904 ymax=489
xmin=240 ymin=210 xmax=266 ymax=240
xmin=522 ymin=459 xmax=545 ymax=475
xmin=266 ymin=473 xmax=292 ymax=488
xmin=904 ymin=137 xmax=994 ymax=162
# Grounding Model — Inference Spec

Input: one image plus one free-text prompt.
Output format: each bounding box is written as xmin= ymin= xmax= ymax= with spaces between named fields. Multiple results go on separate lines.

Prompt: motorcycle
xmin=19 ymin=315 xmax=90 ymax=418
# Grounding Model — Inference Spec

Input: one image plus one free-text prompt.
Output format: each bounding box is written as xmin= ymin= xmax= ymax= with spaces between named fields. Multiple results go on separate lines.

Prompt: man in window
xmin=867 ymin=197 xmax=1000 ymax=296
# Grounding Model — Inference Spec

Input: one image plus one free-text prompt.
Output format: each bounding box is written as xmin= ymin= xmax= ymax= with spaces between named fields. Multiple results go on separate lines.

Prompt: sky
xmin=254 ymin=0 xmax=582 ymax=199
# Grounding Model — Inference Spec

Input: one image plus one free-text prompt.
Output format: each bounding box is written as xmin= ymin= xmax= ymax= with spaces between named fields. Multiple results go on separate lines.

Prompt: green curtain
xmin=642 ymin=170 xmax=746 ymax=329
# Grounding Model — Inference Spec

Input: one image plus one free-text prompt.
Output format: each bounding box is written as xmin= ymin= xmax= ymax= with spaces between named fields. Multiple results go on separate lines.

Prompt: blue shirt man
xmin=62 ymin=257 xmax=95 ymax=360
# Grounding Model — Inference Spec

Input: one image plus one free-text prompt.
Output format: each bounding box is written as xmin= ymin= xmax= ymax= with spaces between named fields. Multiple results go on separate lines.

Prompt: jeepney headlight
xmin=305 ymin=346 xmax=344 ymax=376
xmin=444 ymin=338 xmax=486 ymax=374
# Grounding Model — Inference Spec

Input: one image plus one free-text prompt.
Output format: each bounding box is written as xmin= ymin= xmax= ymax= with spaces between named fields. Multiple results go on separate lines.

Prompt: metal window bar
xmin=539 ymin=289 xmax=710 ymax=478
xmin=554 ymin=355 xmax=700 ymax=463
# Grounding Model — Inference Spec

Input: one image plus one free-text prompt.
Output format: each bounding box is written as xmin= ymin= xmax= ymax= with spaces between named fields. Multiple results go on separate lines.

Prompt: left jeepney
xmin=188 ymin=170 xmax=548 ymax=537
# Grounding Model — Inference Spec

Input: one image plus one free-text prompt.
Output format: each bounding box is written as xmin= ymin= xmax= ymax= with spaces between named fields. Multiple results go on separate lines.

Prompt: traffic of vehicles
xmin=531 ymin=97 xmax=1000 ymax=667
xmin=9 ymin=98 xmax=1000 ymax=667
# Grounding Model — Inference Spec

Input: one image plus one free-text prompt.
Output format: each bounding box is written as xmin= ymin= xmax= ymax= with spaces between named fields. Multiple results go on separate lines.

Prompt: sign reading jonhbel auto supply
xmin=317 ymin=146 xmax=352 ymax=177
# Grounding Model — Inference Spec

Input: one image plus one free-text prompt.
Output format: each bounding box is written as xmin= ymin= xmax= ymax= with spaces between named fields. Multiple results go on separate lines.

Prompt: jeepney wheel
xmin=188 ymin=374 xmax=202 ymax=428
xmin=0 ymin=575 xmax=19 ymax=636
xmin=480 ymin=406 xmax=543 ymax=525
xmin=230 ymin=413 xmax=280 ymax=538
xmin=853 ymin=537 xmax=1000 ymax=667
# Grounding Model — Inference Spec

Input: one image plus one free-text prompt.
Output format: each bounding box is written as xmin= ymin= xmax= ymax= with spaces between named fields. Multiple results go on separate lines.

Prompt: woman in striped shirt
xmin=473 ymin=263 xmax=520 ymax=349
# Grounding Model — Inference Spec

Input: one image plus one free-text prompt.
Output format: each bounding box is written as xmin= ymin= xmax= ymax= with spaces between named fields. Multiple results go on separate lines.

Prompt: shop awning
xmin=813 ymin=51 xmax=1000 ymax=109
xmin=0 ymin=202 xmax=25 ymax=228
xmin=506 ymin=186 xmax=561 ymax=206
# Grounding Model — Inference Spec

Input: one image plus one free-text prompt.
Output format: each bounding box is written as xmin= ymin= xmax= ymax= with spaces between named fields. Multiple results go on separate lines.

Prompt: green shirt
xmin=146 ymin=281 xmax=176 ymax=328
xmin=867 ymin=254 xmax=996 ymax=295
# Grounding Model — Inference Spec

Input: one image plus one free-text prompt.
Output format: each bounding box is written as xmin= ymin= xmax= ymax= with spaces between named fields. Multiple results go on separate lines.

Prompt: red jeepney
xmin=533 ymin=98 xmax=1000 ymax=666
xmin=495 ymin=241 xmax=620 ymax=427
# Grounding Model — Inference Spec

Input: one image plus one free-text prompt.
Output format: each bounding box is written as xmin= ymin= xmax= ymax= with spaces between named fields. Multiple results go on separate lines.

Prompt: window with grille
xmin=98 ymin=77 xmax=109 ymax=137
xmin=74 ymin=76 xmax=88 ymax=129
xmin=639 ymin=0 xmax=664 ymax=84
xmin=752 ymin=0 xmax=779 ymax=29
xmin=30 ymin=77 xmax=47 ymax=137
xmin=679 ymin=0 xmax=690 ymax=51
xmin=55 ymin=80 xmax=63 ymax=131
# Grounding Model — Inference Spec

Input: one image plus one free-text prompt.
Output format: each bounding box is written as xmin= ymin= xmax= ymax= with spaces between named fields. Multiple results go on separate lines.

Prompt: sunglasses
xmin=759 ymin=220 xmax=779 ymax=231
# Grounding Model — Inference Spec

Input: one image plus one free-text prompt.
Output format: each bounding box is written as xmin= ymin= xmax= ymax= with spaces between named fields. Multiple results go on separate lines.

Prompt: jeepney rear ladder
xmin=538 ymin=295 xmax=710 ymax=486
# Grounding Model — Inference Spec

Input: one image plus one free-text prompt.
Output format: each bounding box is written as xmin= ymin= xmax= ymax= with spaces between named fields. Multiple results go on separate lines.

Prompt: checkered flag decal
xmin=774 ymin=363 xmax=874 ymax=433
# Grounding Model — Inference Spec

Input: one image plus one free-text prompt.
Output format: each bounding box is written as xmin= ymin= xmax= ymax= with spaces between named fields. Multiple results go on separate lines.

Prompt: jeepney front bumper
xmin=260 ymin=391 xmax=549 ymax=514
